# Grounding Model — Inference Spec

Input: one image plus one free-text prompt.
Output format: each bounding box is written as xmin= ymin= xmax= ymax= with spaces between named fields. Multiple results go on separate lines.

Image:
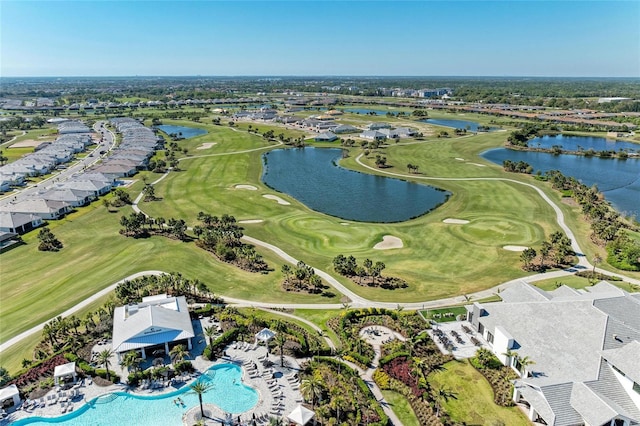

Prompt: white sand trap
xmin=374 ymin=235 xmax=404 ymax=250
xmin=455 ymin=157 xmax=465 ymax=161
xmin=443 ymin=218 xmax=470 ymax=224
xmin=263 ymin=194 xmax=290 ymax=205
xmin=196 ymin=142 xmax=217 ymax=150
xmin=340 ymin=222 xmax=350 ymax=226
xmin=469 ymin=163 xmax=486 ymax=167
xmin=10 ymin=139 xmax=52 ymax=148
xmin=503 ymin=245 xmax=528 ymax=252
xmin=235 ymin=184 xmax=257 ymax=190
xmin=238 ymin=219 xmax=264 ymax=224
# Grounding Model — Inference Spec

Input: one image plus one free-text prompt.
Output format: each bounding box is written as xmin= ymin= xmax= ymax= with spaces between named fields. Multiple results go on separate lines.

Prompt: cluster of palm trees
xmin=37 ymin=227 xmax=63 ymax=251
xmin=332 ymin=254 xmax=387 ymax=286
xmin=194 ymin=212 xmax=268 ymax=272
xmin=281 ymin=261 xmax=323 ymax=293
xmin=520 ymin=230 xmax=574 ymax=271
xmin=119 ymin=211 xmax=187 ymax=240
xmin=114 ymin=272 xmax=211 ymax=305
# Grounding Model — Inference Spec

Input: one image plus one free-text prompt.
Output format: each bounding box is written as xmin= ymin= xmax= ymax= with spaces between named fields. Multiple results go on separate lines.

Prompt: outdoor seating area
xmin=427 ymin=320 xmax=489 ymax=359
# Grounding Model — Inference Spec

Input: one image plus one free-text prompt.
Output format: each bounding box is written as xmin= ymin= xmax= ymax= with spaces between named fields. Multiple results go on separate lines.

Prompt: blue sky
xmin=2 ymin=1 xmax=639 ymax=77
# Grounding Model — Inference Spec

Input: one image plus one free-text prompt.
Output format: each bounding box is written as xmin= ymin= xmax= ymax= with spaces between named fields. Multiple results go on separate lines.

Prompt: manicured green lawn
xmin=4 ymin=111 xmax=635 ymax=364
xmin=533 ymin=275 xmax=638 ymax=293
xmin=292 ymin=309 xmax=342 ymax=349
xmin=381 ymin=390 xmax=421 ymax=426
xmin=427 ymin=360 xmax=530 ymax=425
xmin=0 ymin=202 xmax=340 ymax=344
xmin=0 ymin=293 xmax=113 ymax=375
xmin=421 ymin=306 xmax=468 ymax=323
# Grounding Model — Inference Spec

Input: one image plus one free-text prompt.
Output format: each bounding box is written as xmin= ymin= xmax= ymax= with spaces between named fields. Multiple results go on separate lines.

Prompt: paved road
xmin=0 ymin=270 xmax=165 ymax=353
xmin=0 ymin=121 xmax=116 ymax=204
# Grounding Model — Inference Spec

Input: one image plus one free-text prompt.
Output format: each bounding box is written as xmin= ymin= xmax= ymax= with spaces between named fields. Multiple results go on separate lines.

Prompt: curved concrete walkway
xmin=255 ymin=308 xmax=336 ymax=351
xmin=0 ymin=271 xmax=165 ymax=353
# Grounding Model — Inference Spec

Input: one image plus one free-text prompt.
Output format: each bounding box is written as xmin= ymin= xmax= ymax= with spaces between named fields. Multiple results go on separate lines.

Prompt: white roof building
xmin=467 ymin=281 xmax=640 ymax=425
xmin=112 ymin=294 xmax=194 ymax=361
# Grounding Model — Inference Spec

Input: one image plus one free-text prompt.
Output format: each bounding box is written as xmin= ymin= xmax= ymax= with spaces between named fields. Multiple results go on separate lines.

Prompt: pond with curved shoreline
xmin=526 ymin=134 xmax=640 ymax=153
xmin=481 ymin=147 xmax=640 ymax=219
xmin=262 ymin=148 xmax=450 ymax=222
xmin=422 ymin=118 xmax=496 ymax=132
xmin=156 ymin=125 xmax=207 ymax=139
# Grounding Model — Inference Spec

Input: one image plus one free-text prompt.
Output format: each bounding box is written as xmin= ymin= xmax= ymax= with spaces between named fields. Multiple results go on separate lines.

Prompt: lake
xmin=262 ymin=148 xmax=450 ymax=222
xmin=527 ymin=134 xmax=640 ymax=153
xmin=423 ymin=118 xmax=495 ymax=132
xmin=156 ymin=125 xmax=207 ymax=139
xmin=482 ymin=148 xmax=640 ymax=219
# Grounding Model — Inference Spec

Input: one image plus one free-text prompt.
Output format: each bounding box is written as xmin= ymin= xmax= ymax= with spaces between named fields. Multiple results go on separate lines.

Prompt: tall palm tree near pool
xmin=121 ymin=350 xmax=142 ymax=373
xmin=204 ymin=326 xmax=217 ymax=353
xmin=97 ymin=349 xmax=114 ymax=381
xmin=300 ymin=376 xmax=324 ymax=409
xmin=274 ymin=334 xmax=287 ymax=367
xmin=170 ymin=344 xmax=190 ymax=364
xmin=189 ymin=381 xmax=214 ymax=418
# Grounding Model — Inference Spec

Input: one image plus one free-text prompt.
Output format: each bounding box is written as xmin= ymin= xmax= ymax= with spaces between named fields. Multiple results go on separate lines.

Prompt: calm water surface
xmin=482 ymin=148 xmax=640 ymax=219
xmin=527 ymin=134 xmax=639 ymax=153
xmin=156 ymin=125 xmax=207 ymax=139
xmin=423 ymin=118 xmax=495 ymax=132
xmin=14 ymin=364 xmax=257 ymax=426
xmin=262 ymin=148 xmax=449 ymax=222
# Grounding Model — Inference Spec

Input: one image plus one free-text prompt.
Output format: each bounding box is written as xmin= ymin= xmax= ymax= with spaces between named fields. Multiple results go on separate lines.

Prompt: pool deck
xmin=4 ymin=337 xmax=304 ymax=426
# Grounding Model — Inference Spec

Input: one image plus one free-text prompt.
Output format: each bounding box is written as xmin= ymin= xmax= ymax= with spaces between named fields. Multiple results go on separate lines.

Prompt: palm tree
xmin=268 ymin=417 xmax=284 ymax=426
xmin=0 ymin=367 xmax=11 ymax=386
xmin=502 ymin=349 xmax=518 ymax=368
xmin=170 ymin=344 xmax=190 ymax=364
xmin=475 ymin=347 xmax=494 ymax=368
xmin=433 ymin=387 xmax=457 ymax=417
xmin=274 ymin=334 xmax=287 ymax=367
xmin=97 ymin=349 xmax=114 ymax=381
xmin=300 ymin=376 xmax=324 ymax=409
xmin=517 ymin=355 xmax=536 ymax=376
xmin=189 ymin=381 xmax=214 ymax=418
xmin=204 ymin=326 xmax=217 ymax=353
xmin=592 ymin=254 xmax=602 ymax=283
xmin=121 ymin=350 xmax=142 ymax=373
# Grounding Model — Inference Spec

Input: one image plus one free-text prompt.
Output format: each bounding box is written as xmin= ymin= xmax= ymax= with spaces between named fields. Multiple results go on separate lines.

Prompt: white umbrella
xmin=255 ymin=328 xmax=276 ymax=342
xmin=287 ymin=404 xmax=315 ymax=425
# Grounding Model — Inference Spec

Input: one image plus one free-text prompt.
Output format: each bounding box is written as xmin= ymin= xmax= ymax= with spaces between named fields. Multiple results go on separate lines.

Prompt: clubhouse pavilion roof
xmin=112 ymin=294 xmax=194 ymax=354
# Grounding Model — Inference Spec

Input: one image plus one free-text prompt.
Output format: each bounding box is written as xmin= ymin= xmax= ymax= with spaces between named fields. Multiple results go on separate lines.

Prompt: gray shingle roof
xmin=600 ymin=341 xmax=640 ymax=383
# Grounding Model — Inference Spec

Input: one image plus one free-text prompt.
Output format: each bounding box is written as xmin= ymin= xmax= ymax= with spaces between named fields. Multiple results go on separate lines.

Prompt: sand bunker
xmin=196 ymin=142 xmax=217 ymax=150
xmin=503 ymin=245 xmax=528 ymax=252
xmin=443 ymin=218 xmax=470 ymax=224
xmin=235 ymin=184 xmax=257 ymax=190
xmin=238 ymin=219 xmax=264 ymax=224
xmin=263 ymin=194 xmax=290 ymax=205
xmin=340 ymin=222 xmax=350 ymax=226
xmin=469 ymin=163 xmax=486 ymax=167
xmin=374 ymin=235 xmax=404 ymax=250
xmin=10 ymin=139 xmax=52 ymax=148
xmin=455 ymin=157 xmax=465 ymax=161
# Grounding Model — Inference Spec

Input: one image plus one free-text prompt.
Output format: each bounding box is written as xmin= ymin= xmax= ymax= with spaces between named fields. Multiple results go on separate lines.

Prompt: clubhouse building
xmin=467 ymin=281 xmax=640 ymax=426
xmin=112 ymin=294 xmax=195 ymax=362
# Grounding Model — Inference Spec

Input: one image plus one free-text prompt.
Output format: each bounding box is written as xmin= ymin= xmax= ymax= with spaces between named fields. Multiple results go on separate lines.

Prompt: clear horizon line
xmin=2 ymin=74 xmax=639 ymax=79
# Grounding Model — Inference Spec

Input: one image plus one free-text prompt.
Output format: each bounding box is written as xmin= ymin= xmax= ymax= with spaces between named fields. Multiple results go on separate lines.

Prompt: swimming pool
xmin=13 ymin=363 xmax=258 ymax=425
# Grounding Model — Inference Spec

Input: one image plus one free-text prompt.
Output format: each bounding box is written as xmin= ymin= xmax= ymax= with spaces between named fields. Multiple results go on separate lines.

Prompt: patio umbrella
xmin=287 ymin=404 xmax=315 ymax=425
xmin=255 ymin=328 xmax=276 ymax=343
